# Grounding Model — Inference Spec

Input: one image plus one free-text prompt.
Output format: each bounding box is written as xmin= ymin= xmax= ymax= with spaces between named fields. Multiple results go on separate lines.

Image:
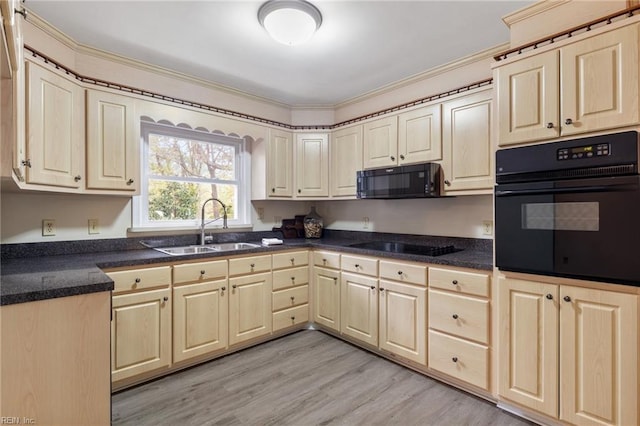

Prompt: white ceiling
xmin=24 ymin=0 xmax=533 ymax=107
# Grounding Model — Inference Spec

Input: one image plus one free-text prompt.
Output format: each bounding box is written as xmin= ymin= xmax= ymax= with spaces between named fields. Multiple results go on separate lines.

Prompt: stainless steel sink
xmin=210 ymin=242 xmax=260 ymax=251
xmin=154 ymin=245 xmax=218 ymax=255
xmin=153 ymin=242 xmax=260 ymax=255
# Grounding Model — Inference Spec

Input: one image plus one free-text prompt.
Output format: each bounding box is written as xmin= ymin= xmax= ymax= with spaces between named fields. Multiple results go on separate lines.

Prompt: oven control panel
xmin=557 ymin=143 xmax=610 ymax=160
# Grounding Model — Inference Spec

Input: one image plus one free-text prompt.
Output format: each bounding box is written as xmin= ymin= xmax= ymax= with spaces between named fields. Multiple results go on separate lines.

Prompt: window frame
xmin=132 ymin=121 xmax=251 ymax=230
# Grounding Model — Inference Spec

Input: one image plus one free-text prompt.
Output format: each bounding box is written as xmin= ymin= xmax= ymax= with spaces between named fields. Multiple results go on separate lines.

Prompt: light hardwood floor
xmin=112 ymin=330 xmax=533 ymax=425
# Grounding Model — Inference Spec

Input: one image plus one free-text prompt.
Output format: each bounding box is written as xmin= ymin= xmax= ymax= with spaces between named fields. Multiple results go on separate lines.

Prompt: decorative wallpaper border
xmin=25 ymin=45 xmax=492 ymax=131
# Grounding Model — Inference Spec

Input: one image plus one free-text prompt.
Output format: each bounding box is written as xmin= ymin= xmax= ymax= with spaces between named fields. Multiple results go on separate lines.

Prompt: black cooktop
xmin=348 ymin=241 xmax=462 ymax=257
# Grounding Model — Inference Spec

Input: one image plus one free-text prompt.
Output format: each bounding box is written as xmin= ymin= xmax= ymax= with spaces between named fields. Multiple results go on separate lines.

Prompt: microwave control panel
xmin=557 ymin=143 xmax=610 ymax=161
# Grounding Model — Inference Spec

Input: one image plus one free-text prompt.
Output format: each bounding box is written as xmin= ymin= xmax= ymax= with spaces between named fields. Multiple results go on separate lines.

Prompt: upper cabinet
xmin=496 ymin=23 xmax=640 ymax=146
xmin=363 ymin=105 xmax=442 ymax=169
xmin=86 ymin=90 xmax=138 ymax=192
xmin=0 ymin=0 xmax=23 ymax=72
xmin=295 ymin=133 xmax=329 ymax=197
xmin=266 ymin=129 xmax=294 ymax=198
xmin=330 ymin=125 xmax=362 ymax=198
xmin=441 ymin=89 xmax=493 ymax=194
xmin=25 ymin=60 xmax=85 ymax=189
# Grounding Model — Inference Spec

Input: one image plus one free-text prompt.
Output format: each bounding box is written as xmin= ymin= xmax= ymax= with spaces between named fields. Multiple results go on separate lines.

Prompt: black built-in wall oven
xmin=495 ymin=131 xmax=640 ymax=286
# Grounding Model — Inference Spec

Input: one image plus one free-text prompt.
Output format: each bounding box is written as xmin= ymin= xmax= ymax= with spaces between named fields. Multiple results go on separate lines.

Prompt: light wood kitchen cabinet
xmin=272 ymin=250 xmax=309 ymax=331
xmin=267 ymin=128 xmax=294 ymax=197
xmin=1 ymin=292 xmax=111 ymax=425
xmin=295 ymin=133 xmax=329 ymax=197
xmin=228 ymin=256 xmax=272 ymax=345
xmin=363 ymin=116 xmax=398 ymax=169
xmin=0 ymin=0 xmax=22 ymax=72
xmin=379 ymin=279 xmax=427 ymax=365
xmin=313 ymin=265 xmax=341 ymax=332
xmin=341 ymin=271 xmax=378 ymax=346
xmin=173 ymin=259 xmax=229 ymax=363
xmin=331 ymin=125 xmax=362 ymax=197
xmin=428 ymin=266 xmax=491 ymax=390
xmin=498 ymin=276 xmax=638 ymax=425
xmin=441 ymin=88 xmax=493 ymax=194
xmin=86 ymin=89 xmax=139 ymax=192
xmin=397 ymin=104 xmax=442 ymax=164
xmin=111 ymin=287 xmax=172 ymax=382
xmin=25 ymin=60 xmax=85 ymax=189
xmin=495 ymin=23 xmax=640 ymax=146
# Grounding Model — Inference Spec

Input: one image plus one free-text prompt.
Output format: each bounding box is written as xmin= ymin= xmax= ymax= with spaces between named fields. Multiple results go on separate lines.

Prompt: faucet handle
xmin=203 ymin=235 xmax=214 ymax=243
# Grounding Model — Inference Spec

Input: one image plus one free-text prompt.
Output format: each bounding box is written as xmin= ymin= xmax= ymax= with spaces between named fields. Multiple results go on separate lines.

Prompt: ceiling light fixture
xmin=258 ymin=0 xmax=322 ymax=46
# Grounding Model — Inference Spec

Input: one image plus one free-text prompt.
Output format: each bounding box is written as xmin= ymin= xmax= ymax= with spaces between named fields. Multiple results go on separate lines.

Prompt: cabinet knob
xmin=397 ymin=271 xmax=403 ymax=275
xmin=232 ymin=284 xmax=237 ymax=289
xmin=250 ymin=263 xmax=255 ymax=268
xmin=400 ymin=154 xmax=405 ymax=160
xmin=355 ymin=264 xmax=360 ymax=268
xmin=452 ymin=280 xmax=458 ymax=285
xmin=444 ymin=180 xmax=451 ymax=186
xmin=390 ymin=156 xmax=395 ymax=161
xmin=200 ymin=270 xmax=206 ymax=275
xmin=21 ymin=159 xmax=31 ymax=168
xmin=126 ymin=179 xmax=134 ymax=185
xmin=271 ymin=188 xmax=275 ymax=193
xmin=291 ymin=316 xmax=296 ymax=321
xmin=221 ymin=286 xmax=226 ymax=291
xmin=333 ymin=277 xmax=338 ymax=282
xmin=546 ymin=122 xmax=554 ymax=129
xmin=563 ymin=295 xmax=572 ymax=302
xmin=370 ymin=286 xmax=376 ymax=290
xmin=291 ymin=296 xmax=295 ymax=302
xmin=298 ymin=189 xmax=301 ymax=193
xmin=380 ymin=287 xmax=385 ymax=292
xmin=291 ymin=276 xmax=295 ymax=281
xmin=452 ymin=314 xmax=459 ymax=320
xmin=546 ymin=293 xmax=553 ymax=300
xmin=290 ymin=258 xmax=295 ymax=264
xmin=565 ymin=118 xmax=573 ymax=125
xmin=322 ymin=258 xmax=327 ymax=264
xmin=162 ymin=296 xmax=169 ymax=302
xmin=134 ymin=278 xmax=141 ymax=283
xmin=452 ymin=357 xmax=458 ymax=363
xmin=74 ymin=175 xmax=82 ymax=182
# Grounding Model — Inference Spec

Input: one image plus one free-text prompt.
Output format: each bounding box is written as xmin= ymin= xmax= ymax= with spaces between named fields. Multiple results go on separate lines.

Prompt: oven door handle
xmin=495 ymin=184 xmax=637 ymax=197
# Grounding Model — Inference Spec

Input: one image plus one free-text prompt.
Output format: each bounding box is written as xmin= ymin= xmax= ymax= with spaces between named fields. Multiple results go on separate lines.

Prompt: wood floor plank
xmin=112 ymin=330 xmax=533 ymax=425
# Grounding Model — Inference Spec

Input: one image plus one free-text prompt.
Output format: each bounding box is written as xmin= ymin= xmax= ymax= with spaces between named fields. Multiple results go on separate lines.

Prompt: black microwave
xmin=356 ymin=162 xmax=441 ymax=199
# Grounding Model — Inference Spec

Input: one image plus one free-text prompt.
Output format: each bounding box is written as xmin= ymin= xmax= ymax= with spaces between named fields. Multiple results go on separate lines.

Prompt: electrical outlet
xmin=88 ymin=219 xmax=100 ymax=234
xmin=257 ymin=207 xmax=264 ymax=221
xmin=482 ymin=220 xmax=493 ymax=236
xmin=274 ymin=216 xmax=282 ymax=226
xmin=42 ymin=219 xmax=56 ymax=236
xmin=363 ymin=216 xmax=370 ymax=229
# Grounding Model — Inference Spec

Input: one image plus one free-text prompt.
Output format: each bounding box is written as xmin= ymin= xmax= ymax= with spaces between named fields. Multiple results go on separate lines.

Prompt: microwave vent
xmin=496 ymin=164 xmax=637 ymax=184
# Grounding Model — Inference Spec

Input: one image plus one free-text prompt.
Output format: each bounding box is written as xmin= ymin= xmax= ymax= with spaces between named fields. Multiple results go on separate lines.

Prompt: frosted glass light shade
xmin=258 ymin=0 xmax=322 ymax=46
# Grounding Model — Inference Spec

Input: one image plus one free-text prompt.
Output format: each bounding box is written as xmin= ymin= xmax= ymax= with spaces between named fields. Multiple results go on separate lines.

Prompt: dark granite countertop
xmin=1 ymin=231 xmax=492 ymax=306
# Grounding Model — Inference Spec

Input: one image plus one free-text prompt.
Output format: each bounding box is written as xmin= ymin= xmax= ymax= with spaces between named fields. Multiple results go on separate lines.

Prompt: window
xmin=133 ymin=121 xmax=250 ymax=229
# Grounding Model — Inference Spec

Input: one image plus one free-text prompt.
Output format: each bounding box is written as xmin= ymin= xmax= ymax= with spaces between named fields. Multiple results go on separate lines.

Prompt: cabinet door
xmin=331 ymin=125 xmax=362 ymax=197
xmin=111 ymin=288 xmax=171 ymax=382
xmin=442 ymin=89 xmax=493 ymax=193
xmin=86 ymin=90 xmax=138 ymax=191
xmin=561 ymin=24 xmax=639 ymax=136
xmin=378 ymin=280 xmax=426 ymax=365
xmin=398 ymin=104 xmax=442 ymax=164
xmin=313 ymin=266 xmax=341 ymax=332
xmin=341 ymin=272 xmax=378 ymax=346
xmin=173 ymin=279 xmax=228 ymax=363
xmin=295 ymin=133 xmax=329 ymax=197
xmin=559 ymin=286 xmax=638 ymax=426
xmin=267 ymin=129 xmax=293 ymax=197
xmin=228 ymin=272 xmax=272 ymax=345
xmin=495 ymin=50 xmax=560 ymax=146
xmin=497 ymin=277 xmax=558 ymax=418
xmin=363 ymin=116 xmax=398 ymax=169
xmin=25 ymin=61 xmax=85 ymax=188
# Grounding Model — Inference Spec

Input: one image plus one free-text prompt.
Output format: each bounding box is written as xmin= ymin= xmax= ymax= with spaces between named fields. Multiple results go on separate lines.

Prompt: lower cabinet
xmin=341 ymin=272 xmax=378 ymax=346
xmin=111 ymin=287 xmax=172 ymax=382
xmin=229 ymin=271 xmax=273 ymax=345
xmin=498 ymin=276 xmax=638 ymax=426
xmin=313 ymin=265 xmax=341 ymax=332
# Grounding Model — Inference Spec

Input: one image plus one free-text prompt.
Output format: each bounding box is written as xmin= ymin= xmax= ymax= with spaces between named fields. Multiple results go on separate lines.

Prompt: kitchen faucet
xmin=200 ymin=197 xmax=228 ymax=245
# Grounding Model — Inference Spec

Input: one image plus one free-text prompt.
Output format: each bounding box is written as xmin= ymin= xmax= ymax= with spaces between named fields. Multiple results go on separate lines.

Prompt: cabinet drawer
xmin=173 ymin=260 xmax=227 ymax=285
xmin=273 ymin=266 xmax=309 ymax=291
xmin=108 ymin=266 xmax=171 ymax=294
xmin=228 ymin=255 xmax=271 ymax=276
xmin=429 ymin=330 xmax=489 ymax=390
xmin=272 ymin=251 xmax=309 ymax=269
xmin=428 ymin=290 xmax=489 ymax=344
xmin=272 ymin=285 xmax=309 ymax=311
xmin=429 ymin=267 xmax=490 ymax=297
xmin=379 ymin=260 xmax=427 ymax=286
xmin=273 ymin=304 xmax=309 ymax=331
xmin=313 ymin=251 xmax=340 ymax=269
xmin=341 ymin=254 xmax=378 ymax=276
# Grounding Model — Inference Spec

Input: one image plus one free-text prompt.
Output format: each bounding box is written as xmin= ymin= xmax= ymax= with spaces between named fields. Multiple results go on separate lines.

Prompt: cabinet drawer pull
xmin=546 ymin=293 xmax=553 ymax=300
xmin=452 ymin=280 xmax=458 ymax=285
xmin=250 ymin=263 xmax=255 ymax=268
xmin=291 ymin=296 xmax=295 ymax=302
xmin=546 ymin=122 xmax=554 ymax=129
xmin=74 ymin=175 xmax=82 ymax=182
xmin=221 ymin=286 xmax=226 ymax=291
xmin=397 ymin=271 xmax=403 ymax=275
xmin=291 ymin=316 xmax=295 ymax=321
xmin=333 ymin=277 xmax=337 ymax=282
xmin=354 ymin=264 xmax=360 ymax=268
xmin=563 ymin=295 xmax=571 ymax=302
xmin=565 ymin=118 xmax=573 ymax=125
xmin=134 ymin=278 xmax=141 ymax=283
xmin=380 ymin=287 xmax=385 ymax=292
xmin=232 ymin=284 xmax=237 ymax=289
xmin=162 ymin=297 xmax=169 ymax=302
xmin=200 ymin=270 xmax=206 ymax=275
xmin=370 ymin=286 xmax=376 ymax=290
xmin=452 ymin=314 xmax=458 ymax=319
xmin=452 ymin=356 xmax=458 ymax=363
xmin=126 ymin=179 xmax=134 ymax=185
xmin=291 ymin=276 xmax=295 ymax=281
xmin=290 ymin=258 xmax=295 ymax=264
